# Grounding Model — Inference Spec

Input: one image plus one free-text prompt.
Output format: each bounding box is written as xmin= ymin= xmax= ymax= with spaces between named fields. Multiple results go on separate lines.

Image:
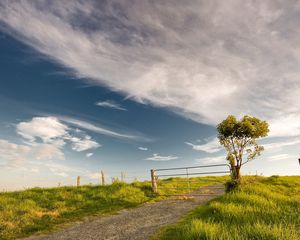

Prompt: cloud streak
xmin=145 ymin=153 xmax=178 ymax=161
xmin=185 ymin=138 xmax=222 ymax=153
xmin=96 ymin=100 xmax=127 ymax=111
xmin=59 ymin=116 xmax=147 ymax=141
xmin=1 ymin=1 xmax=300 ymax=136
xmin=266 ymin=154 xmax=290 ymax=162
xmin=138 ymin=147 xmax=148 ymax=151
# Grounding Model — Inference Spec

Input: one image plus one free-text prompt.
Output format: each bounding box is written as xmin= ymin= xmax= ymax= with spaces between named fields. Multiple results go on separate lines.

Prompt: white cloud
xmin=145 ymin=153 xmax=178 ymax=161
xmin=86 ymin=153 xmax=93 ymax=157
xmin=138 ymin=147 xmax=148 ymax=151
xmin=96 ymin=100 xmax=127 ymax=111
xmin=71 ymin=137 xmax=100 ymax=152
xmin=1 ymin=1 xmax=300 ymax=136
xmin=0 ymin=139 xmax=31 ymax=166
xmin=269 ymin=114 xmax=300 ymax=137
xmin=16 ymin=116 xmax=101 ymax=154
xmin=0 ymin=139 xmax=65 ymax=167
xmin=185 ymin=138 xmax=222 ymax=153
xmin=196 ymin=155 xmax=226 ymax=164
xmin=32 ymin=143 xmax=65 ymax=160
xmin=0 ymin=116 xmax=103 ymax=170
xmin=17 ymin=117 xmax=68 ymax=143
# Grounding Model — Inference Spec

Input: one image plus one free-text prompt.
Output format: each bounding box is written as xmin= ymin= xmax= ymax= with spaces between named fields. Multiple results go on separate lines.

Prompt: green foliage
xmin=151 ymin=176 xmax=300 ymax=240
xmin=217 ymin=115 xmax=269 ymax=180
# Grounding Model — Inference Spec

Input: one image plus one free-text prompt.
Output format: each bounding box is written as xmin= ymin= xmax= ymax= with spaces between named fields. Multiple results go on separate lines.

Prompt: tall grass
xmin=0 ymin=182 xmax=151 ymax=239
xmin=152 ymin=176 xmax=300 ymax=240
xmin=0 ymin=176 xmax=225 ymax=239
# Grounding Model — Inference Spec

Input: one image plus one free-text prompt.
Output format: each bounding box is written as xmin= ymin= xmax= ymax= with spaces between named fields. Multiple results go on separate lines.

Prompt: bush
xmin=225 ymin=179 xmax=240 ymax=192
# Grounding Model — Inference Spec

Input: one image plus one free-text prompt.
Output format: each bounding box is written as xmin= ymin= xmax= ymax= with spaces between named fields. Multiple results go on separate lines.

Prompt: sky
xmin=0 ymin=0 xmax=299 ymax=190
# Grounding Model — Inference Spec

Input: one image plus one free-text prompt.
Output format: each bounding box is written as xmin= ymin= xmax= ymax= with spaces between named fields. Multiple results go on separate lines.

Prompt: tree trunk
xmin=235 ymin=166 xmax=241 ymax=181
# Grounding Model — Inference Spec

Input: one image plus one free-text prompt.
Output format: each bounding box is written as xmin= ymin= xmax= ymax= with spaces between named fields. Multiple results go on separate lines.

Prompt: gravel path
xmin=24 ymin=185 xmax=224 ymax=240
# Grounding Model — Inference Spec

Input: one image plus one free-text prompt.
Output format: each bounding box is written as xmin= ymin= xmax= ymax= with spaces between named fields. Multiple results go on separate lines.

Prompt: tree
xmin=217 ymin=115 xmax=269 ymax=181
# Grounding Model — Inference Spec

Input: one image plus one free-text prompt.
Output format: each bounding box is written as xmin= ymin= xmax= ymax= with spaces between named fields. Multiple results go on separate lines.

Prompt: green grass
xmin=156 ymin=176 xmax=228 ymax=196
xmin=0 ymin=176 xmax=226 ymax=239
xmin=151 ymin=176 xmax=300 ymax=240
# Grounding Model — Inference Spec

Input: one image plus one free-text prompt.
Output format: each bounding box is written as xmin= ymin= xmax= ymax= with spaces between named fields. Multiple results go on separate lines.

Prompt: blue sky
xmin=0 ymin=1 xmax=299 ymax=190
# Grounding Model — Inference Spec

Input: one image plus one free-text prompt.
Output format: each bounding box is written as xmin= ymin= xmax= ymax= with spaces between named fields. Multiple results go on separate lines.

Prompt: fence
xmin=150 ymin=164 xmax=231 ymax=196
xmin=74 ymin=170 xmax=149 ymax=187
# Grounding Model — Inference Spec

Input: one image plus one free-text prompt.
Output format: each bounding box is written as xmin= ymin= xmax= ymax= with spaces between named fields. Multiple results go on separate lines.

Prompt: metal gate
xmin=150 ymin=164 xmax=231 ymax=196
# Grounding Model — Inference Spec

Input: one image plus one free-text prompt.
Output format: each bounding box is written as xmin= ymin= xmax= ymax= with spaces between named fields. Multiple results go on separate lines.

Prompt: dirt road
xmin=24 ymin=186 xmax=224 ymax=240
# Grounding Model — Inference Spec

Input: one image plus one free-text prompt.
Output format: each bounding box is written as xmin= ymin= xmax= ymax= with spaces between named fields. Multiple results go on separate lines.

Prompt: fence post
xmin=151 ymin=169 xmax=158 ymax=193
xmin=77 ymin=176 xmax=80 ymax=187
xmin=101 ymin=170 xmax=105 ymax=185
xmin=121 ymin=171 xmax=126 ymax=182
xmin=186 ymin=168 xmax=191 ymax=194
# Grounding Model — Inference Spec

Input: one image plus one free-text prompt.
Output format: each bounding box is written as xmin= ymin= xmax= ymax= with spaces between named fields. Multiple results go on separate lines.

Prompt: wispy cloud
xmin=1 ymin=1 xmax=300 ymax=136
xmin=145 ymin=153 xmax=178 ymax=161
xmin=263 ymin=137 xmax=300 ymax=151
xmin=59 ymin=116 xmax=147 ymax=141
xmin=196 ymin=156 xmax=226 ymax=164
xmin=0 ymin=139 xmax=65 ymax=168
xmin=70 ymin=136 xmax=100 ymax=152
xmin=96 ymin=100 xmax=127 ymax=111
xmin=41 ymin=161 xmax=86 ymax=178
xmin=86 ymin=153 xmax=93 ymax=158
xmin=138 ymin=147 xmax=148 ymax=151
xmin=185 ymin=138 xmax=222 ymax=153
xmin=266 ymin=154 xmax=295 ymax=162
xmin=0 ymin=139 xmax=31 ymax=167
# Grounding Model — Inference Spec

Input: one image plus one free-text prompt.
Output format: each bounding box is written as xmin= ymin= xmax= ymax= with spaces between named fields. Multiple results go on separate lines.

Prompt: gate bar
xmin=155 ymin=163 xmax=231 ymax=172
xmin=157 ymin=170 xmax=230 ymax=177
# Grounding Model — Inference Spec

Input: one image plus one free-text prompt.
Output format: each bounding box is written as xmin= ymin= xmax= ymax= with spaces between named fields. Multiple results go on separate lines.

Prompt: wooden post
xmin=77 ymin=176 xmax=80 ymax=187
xmin=121 ymin=172 xmax=126 ymax=182
xmin=151 ymin=169 xmax=158 ymax=193
xmin=186 ymin=168 xmax=191 ymax=194
xmin=101 ymin=170 xmax=105 ymax=186
xmin=298 ymin=158 xmax=300 ymax=166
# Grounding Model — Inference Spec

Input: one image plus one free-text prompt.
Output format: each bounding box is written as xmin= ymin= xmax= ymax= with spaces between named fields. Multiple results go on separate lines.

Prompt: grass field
xmin=151 ymin=176 xmax=300 ymax=240
xmin=0 ymin=176 xmax=226 ymax=239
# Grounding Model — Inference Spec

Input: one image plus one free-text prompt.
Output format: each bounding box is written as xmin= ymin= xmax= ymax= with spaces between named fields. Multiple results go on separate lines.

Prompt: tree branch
xmin=230 ymin=137 xmax=239 ymax=165
xmin=241 ymin=159 xmax=250 ymax=166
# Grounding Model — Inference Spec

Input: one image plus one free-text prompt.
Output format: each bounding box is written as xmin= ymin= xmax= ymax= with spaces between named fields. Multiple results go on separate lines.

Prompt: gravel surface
xmin=24 ymin=185 xmax=224 ymax=240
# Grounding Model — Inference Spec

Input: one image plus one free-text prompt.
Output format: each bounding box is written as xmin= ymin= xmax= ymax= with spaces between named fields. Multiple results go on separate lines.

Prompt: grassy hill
xmin=152 ymin=176 xmax=300 ymax=240
xmin=0 ymin=176 xmax=226 ymax=239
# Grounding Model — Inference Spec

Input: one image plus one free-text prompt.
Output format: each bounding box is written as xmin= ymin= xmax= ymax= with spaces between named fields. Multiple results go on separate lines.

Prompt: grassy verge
xmin=0 ymin=176 xmax=226 ymax=239
xmin=151 ymin=176 xmax=300 ymax=240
